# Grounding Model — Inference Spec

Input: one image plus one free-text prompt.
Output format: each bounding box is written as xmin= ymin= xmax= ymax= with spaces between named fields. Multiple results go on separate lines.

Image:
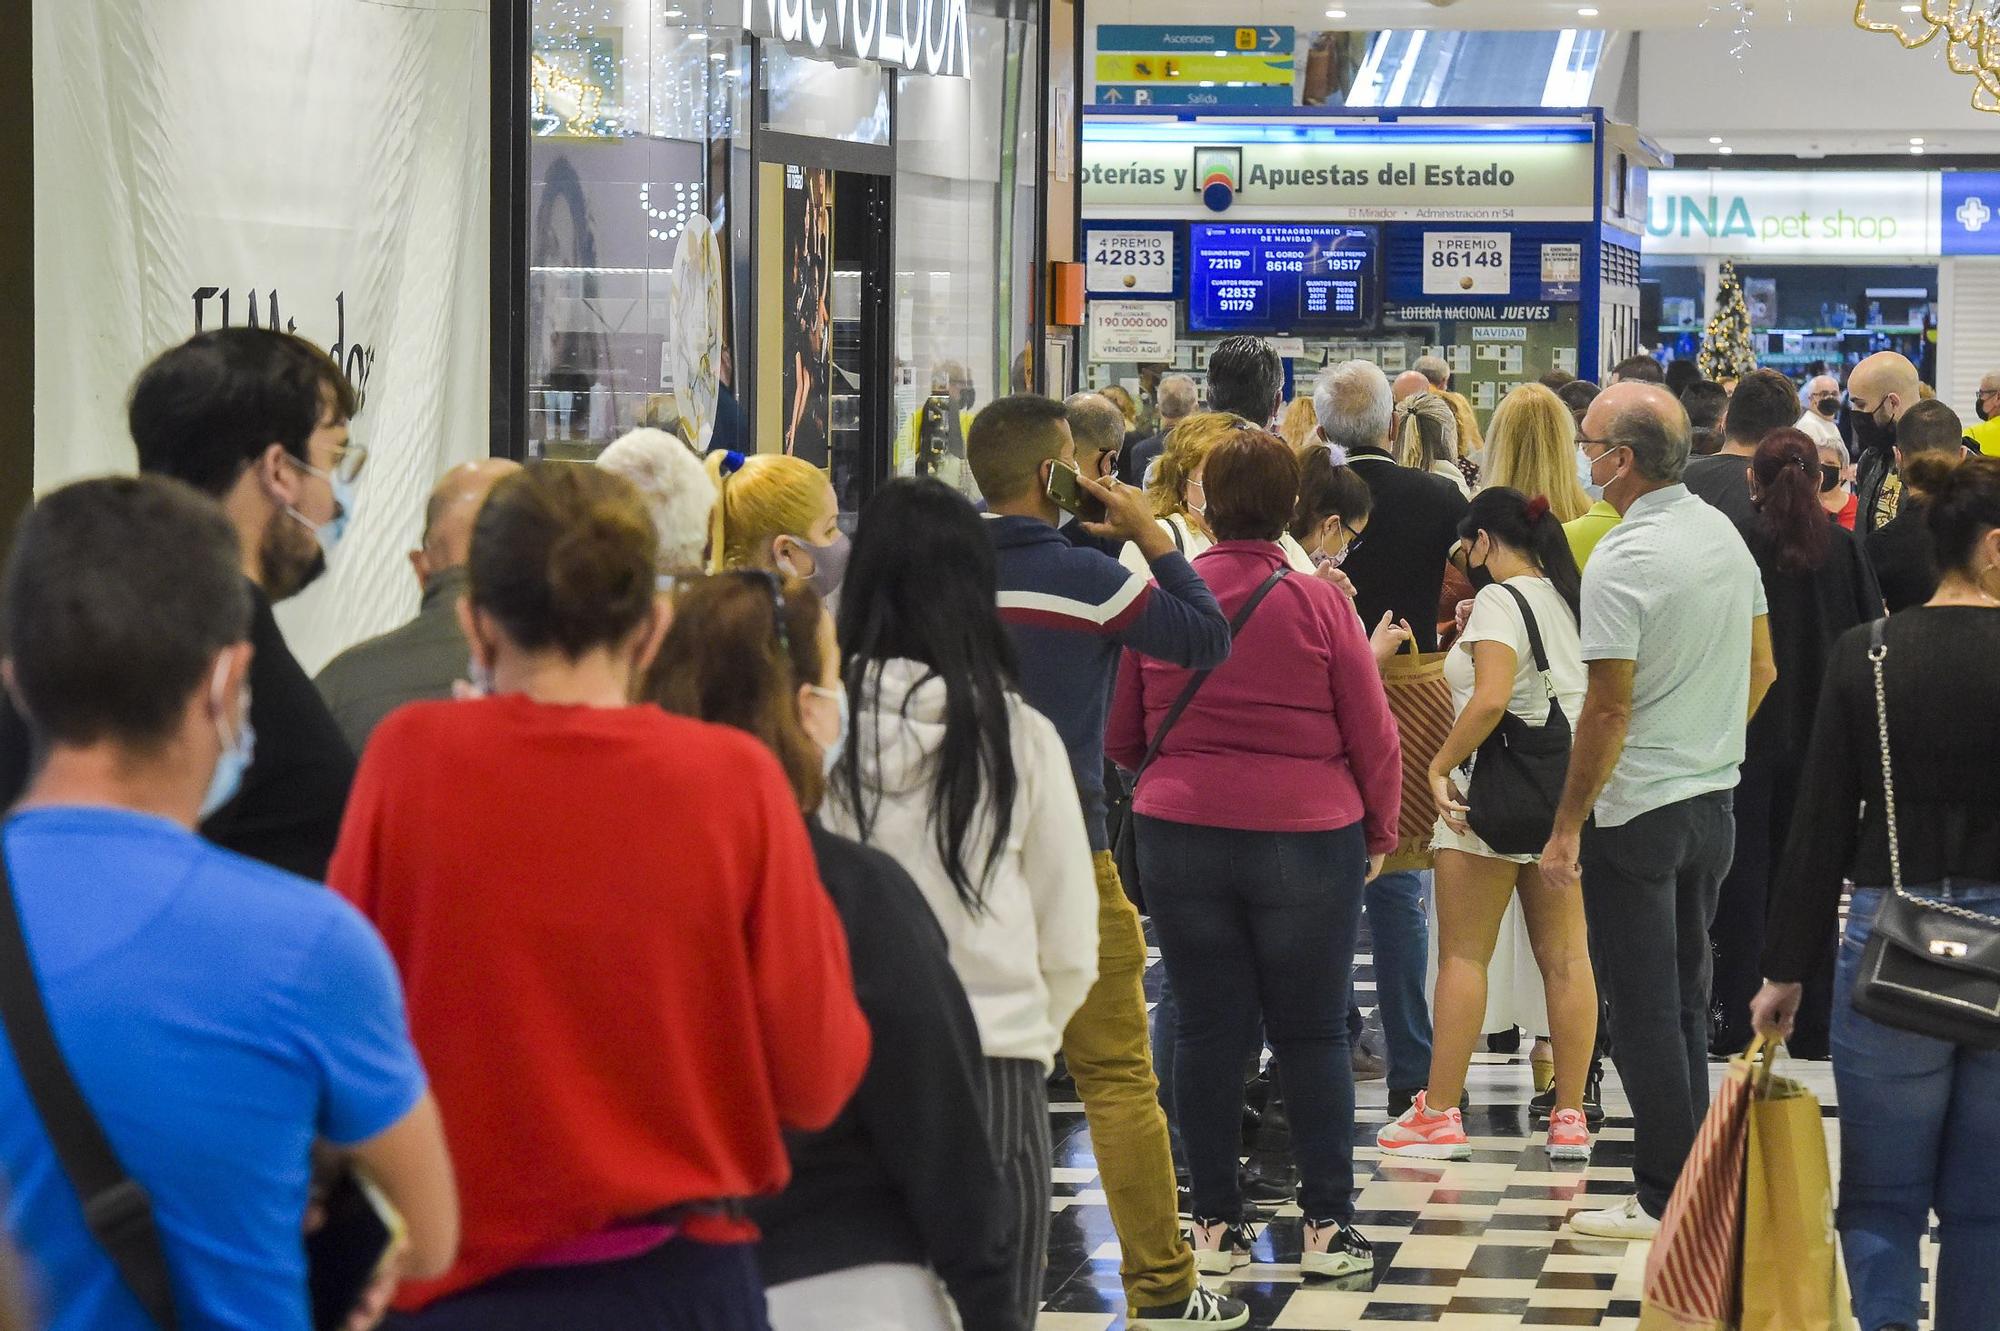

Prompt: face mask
xmin=1576 ymin=445 xmax=1603 ymax=499
xmin=465 ymin=653 xmax=496 ymax=698
xmin=200 ymin=659 xmax=255 ymax=821
xmin=1815 ymin=398 xmax=1840 ymax=419
xmin=1465 ymin=540 xmax=1496 ymax=592
xmin=286 ymin=467 xmax=356 ymax=561
xmin=1187 ymin=478 xmax=1207 ymax=522
xmin=779 ymin=531 xmax=852 ymax=602
xmin=1981 ymin=398 xmax=1995 ymax=424
xmin=1820 ymin=464 xmax=1844 ymax=494
xmin=805 ymin=683 xmax=849 ymax=777
xmin=1851 ymin=405 xmax=1896 ymax=455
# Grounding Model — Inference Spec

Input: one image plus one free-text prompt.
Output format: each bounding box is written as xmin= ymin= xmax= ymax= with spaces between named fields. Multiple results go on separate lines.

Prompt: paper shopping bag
xmin=1378 ymin=640 xmax=1449 ymax=874
xmin=1741 ymin=1055 xmax=1848 ymax=1331
xmin=1637 ymin=1038 xmax=1765 ymax=1331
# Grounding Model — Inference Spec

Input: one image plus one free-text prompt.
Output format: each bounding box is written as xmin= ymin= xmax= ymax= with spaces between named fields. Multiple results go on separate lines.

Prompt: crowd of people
xmin=1 ymin=325 xmax=1997 ymax=1331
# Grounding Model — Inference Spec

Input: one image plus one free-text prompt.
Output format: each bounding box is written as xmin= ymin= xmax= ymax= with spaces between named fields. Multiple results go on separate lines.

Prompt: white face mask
xmin=200 ymin=657 xmax=255 ymax=821
xmin=804 ymin=683 xmax=849 ymax=776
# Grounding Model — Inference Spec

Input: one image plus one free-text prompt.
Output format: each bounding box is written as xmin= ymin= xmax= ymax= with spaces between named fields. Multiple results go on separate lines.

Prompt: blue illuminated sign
xmin=1188 ymin=223 xmax=1377 ymax=334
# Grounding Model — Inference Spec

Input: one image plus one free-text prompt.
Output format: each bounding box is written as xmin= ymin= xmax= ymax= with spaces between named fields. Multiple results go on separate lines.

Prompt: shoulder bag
xmin=1463 ymin=583 xmax=1574 ymax=857
xmin=1850 ymin=617 xmax=2000 ymax=1048
xmin=1112 ymin=566 xmax=1288 ymax=910
xmin=0 ymin=844 xmax=399 ymax=1329
xmin=0 ymin=845 xmax=182 ymax=1328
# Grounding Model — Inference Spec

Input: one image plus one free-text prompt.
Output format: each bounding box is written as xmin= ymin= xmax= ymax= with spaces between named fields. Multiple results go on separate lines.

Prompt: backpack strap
xmin=0 ymin=841 xmax=180 ymax=1329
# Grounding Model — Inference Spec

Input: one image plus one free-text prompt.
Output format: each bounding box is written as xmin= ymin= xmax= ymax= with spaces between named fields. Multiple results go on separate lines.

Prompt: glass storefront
xmin=517 ymin=0 xmax=1044 ymax=514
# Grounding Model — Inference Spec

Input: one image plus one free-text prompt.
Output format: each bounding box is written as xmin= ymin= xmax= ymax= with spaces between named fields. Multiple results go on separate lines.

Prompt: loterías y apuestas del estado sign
xmin=743 ymin=0 xmax=971 ymax=78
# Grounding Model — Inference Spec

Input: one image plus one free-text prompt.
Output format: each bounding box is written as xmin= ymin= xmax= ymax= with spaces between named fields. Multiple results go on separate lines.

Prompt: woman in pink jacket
xmin=1108 ymin=429 xmax=1402 ymax=1284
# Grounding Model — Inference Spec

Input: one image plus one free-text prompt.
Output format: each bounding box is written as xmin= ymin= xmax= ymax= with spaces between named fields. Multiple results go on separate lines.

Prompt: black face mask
xmin=1980 ymin=397 xmax=1995 ymax=423
xmin=1851 ymin=407 xmax=1896 ymax=455
xmin=1465 ymin=547 xmax=1496 ymax=592
xmin=1821 ymin=464 xmax=1843 ymax=493
xmin=1815 ymin=398 xmax=1840 ymax=419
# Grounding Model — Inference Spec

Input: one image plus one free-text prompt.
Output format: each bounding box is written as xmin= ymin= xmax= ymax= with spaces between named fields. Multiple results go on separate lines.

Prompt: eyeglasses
xmin=730 ymin=568 xmax=791 ymax=659
xmin=1340 ymin=520 xmax=1365 ymax=555
xmin=286 ymin=443 xmax=369 ymax=486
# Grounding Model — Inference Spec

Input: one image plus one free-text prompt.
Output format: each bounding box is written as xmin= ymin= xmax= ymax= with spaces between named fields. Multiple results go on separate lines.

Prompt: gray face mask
xmin=779 ymin=531 xmax=852 ymax=602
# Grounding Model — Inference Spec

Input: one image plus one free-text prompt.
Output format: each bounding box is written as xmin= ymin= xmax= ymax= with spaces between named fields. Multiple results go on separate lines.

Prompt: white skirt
xmin=1424 ymin=818 xmax=1551 ymax=1036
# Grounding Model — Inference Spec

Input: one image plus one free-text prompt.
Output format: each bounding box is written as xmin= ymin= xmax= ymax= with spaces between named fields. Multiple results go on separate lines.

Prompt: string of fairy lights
xmin=1855 ymin=0 xmax=2000 ymax=114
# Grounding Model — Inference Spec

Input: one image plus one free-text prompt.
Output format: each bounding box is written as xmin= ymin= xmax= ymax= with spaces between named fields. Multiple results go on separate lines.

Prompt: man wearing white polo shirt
xmin=1539 ymin=382 xmax=1778 ymax=1241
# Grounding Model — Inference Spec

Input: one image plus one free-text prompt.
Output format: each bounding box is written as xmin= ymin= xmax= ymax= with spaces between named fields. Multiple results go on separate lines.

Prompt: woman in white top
xmin=1376 ymin=488 xmax=1599 ymax=1164
xmin=1119 ymin=412 xmax=1318 ymax=576
xmin=821 ymin=477 xmax=1097 ymax=1331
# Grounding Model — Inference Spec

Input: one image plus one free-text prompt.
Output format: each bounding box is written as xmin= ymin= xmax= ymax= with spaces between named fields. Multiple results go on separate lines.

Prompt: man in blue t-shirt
xmin=0 ymin=477 xmax=458 ymax=1330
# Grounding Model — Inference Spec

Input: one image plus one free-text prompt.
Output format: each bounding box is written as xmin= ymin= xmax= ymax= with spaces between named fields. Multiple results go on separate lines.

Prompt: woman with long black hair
xmin=1709 ymin=427 xmax=1881 ymax=1057
xmin=1378 ymin=488 xmax=1598 ymax=1163
xmin=822 ymin=478 xmax=1098 ymax=1330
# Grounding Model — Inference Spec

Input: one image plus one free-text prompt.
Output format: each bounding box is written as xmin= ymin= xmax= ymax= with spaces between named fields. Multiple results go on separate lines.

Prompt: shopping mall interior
xmin=6 ymin=2 xmax=2000 ymax=1330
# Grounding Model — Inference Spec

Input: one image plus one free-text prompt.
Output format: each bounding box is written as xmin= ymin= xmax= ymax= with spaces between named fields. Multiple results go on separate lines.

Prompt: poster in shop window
xmin=781 ymin=165 xmax=835 ymax=467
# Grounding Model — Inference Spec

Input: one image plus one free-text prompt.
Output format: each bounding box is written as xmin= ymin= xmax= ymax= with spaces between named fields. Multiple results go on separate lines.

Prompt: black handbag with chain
xmin=1112 ymin=565 xmax=1288 ymax=911
xmin=1463 ymin=584 xmax=1573 ymax=856
xmin=1850 ymin=616 xmax=2000 ymax=1049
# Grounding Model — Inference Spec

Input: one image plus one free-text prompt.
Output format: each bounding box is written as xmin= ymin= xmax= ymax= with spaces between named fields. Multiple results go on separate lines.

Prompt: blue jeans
xmin=1366 ymin=869 xmax=1434 ymax=1092
xmin=385 ymin=1240 xmax=767 ymax=1330
xmin=1136 ymin=815 xmax=1365 ymax=1223
xmin=1833 ymin=884 xmax=2000 ymax=1331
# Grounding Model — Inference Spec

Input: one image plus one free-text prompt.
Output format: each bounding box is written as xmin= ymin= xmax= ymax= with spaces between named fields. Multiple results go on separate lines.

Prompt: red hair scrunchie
xmin=1525 ymin=494 xmax=1551 ymax=524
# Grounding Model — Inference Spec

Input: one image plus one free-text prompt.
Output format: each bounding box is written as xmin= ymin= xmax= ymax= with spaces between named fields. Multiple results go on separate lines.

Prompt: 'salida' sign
xmin=743 ymin=0 xmax=971 ymax=77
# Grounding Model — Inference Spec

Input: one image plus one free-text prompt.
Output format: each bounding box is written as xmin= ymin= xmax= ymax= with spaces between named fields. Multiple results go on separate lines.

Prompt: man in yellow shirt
xmin=1967 ymin=371 xmax=2000 ymax=457
xmin=1564 ymin=497 xmax=1622 ymax=569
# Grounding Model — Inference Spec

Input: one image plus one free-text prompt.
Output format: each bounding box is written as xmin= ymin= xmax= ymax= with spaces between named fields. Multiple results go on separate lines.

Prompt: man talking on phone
xmin=970 ymin=395 xmax=1247 ymax=1331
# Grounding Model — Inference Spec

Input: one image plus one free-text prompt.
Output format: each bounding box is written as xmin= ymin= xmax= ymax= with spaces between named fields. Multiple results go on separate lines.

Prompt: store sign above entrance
xmin=744 ymin=0 xmax=970 ymax=78
xmin=1643 ymin=170 xmax=1942 ymax=258
xmin=1080 ymin=139 xmax=1596 ymax=222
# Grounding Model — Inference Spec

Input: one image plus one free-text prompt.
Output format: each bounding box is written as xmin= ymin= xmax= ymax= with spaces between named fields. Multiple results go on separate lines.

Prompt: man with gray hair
xmin=1312 ymin=359 xmax=1465 ymax=1116
xmin=1796 ymin=372 xmax=1844 ymax=451
xmin=1414 ymin=354 xmax=1451 ymax=392
xmin=1542 ymin=381 xmax=1776 ymax=1242
xmin=1118 ymin=374 xmax=1198 ymax=487
xmin=1064 ymin=391 xmax=1128 ymax=483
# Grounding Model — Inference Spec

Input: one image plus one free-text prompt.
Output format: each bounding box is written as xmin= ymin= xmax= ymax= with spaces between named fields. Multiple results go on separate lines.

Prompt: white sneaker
xmin=1189 ymin=1217 xmax=1259 ymax=1275
xmin=1568 ymin=1193 xmax=1660 ymax=1240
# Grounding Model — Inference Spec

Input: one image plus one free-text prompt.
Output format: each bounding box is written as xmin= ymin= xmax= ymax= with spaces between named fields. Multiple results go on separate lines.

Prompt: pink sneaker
xmin=1376 ymin=1090 xmax=1471 ymax=1160
xmin=1546 ymin=1107 xmax=1592 ymax=1161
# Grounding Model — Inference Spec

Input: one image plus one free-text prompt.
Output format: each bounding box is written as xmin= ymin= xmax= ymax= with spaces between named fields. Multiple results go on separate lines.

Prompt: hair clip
xmin=1525 ymin=494 xmax=1551 ymax=524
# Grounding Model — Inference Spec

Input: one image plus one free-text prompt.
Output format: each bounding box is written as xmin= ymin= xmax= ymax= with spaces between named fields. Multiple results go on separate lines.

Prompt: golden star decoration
xmin=1855 ymin=1 xmax=2000 ymax=111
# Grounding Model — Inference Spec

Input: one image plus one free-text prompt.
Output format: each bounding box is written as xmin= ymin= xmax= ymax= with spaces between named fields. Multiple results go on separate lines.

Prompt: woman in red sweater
xmin=1108 ymin=431 xmax=1402 ymax=1282
xmin=330 ymin=463 xmax=870 ymax=1328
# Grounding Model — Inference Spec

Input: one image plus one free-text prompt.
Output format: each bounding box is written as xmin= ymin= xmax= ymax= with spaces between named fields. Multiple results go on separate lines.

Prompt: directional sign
xmin=1096 ymin=83 xmax=1293 ymax=108
xmin=1097 ymin=25 xmax=1293 ymax=54
xmin=1095 ymin=53 xmax=1293 ymax=85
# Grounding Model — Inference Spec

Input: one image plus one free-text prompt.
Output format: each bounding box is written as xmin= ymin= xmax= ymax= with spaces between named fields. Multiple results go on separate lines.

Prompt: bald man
xmin=1846 ymin=351 xmax=1923 ymax=530
xmin=315 ymin=458 xmax=521 ymax=750
xmin=1391 ymin=369 xmax=1431 ymax=404
xmin=1544 ymin=380 xmax=1775 ymax=1242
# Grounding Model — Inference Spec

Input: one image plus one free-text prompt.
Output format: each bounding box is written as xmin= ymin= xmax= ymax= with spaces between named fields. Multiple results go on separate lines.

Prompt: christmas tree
xmin=1698 ymin=258 xmax=1758 ymax=382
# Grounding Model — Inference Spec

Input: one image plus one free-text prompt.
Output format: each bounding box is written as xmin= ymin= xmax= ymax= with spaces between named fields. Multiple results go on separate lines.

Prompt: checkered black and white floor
xmin=1036 ymin=945 xmax=1853 ymax=1331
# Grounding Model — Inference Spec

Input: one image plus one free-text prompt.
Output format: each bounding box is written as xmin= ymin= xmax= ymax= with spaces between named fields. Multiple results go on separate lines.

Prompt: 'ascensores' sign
xmin=744 ymin=0 xmax=970 ymax=78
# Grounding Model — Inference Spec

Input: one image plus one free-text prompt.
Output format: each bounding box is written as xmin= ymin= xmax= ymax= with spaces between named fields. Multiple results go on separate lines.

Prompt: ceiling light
xmin=1719 ymin=145 xmax=1734 ymax=155
xmin=1325 ymin=7 xmax=1346 ymax=17
xmin=1910 ymin=136 xmax=1925 ymax=145
xmin=1709 ymin=136 xmax=1723 ymax=144
xmin=1911 ymin=145 xmax=1926 ymax=155
xmin=1577 ymin=6 xmax=1599 ymax=15
xmin=1900 ymin=2 xmax=1922 ymax=11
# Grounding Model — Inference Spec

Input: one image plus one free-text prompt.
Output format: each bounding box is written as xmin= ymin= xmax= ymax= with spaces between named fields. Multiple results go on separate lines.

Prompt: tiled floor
xmin=1037 ymin=945 xmax=1850 ymax=1330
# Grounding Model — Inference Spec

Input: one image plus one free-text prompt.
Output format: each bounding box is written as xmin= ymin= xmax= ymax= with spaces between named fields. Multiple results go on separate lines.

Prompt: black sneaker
xmin=1129 ymin=1284 xmax=1251 ymax=1329
xmin=1387 ymin=1086 xmax=1469 ymax=1118
xmin=1189 ymin=1216 xmax=1259 ymax=1275
xmin=1530 ymin=1064 xmax=1604 ymax=1128
xmin=1301 ymin=1217 xmax=1374 ymax=1279
xmin=1240 ymin=1155 xmax=1296 ymax=1208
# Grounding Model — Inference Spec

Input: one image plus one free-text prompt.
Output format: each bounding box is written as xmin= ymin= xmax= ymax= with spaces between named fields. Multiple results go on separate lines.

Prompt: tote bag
xmin=1379 ymin=639 xmax=1451 ymax=873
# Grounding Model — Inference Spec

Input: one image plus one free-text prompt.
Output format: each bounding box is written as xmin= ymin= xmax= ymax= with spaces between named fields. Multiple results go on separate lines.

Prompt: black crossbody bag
xmin=1112 ymin=566 xmax=1288 ymax=910
xmin=0 ymin=848 xmax=399 ymax=1329
xmin=1851 ymin=617 xmax=2000 ymax=1048
xmin=0 ymin=848 xmax=182 ymax=1328
xmin=1463 ymin=583 xmax=1574 ymax=857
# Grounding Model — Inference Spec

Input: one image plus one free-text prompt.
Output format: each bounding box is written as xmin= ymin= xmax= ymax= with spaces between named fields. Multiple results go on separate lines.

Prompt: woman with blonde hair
xmin=1278 ymin=396 xmax=1320 ymax=451
xmin=1120 ymin=413 xmax=1318 ymax=576
xmin=704 ymin=450 xmax=850 ymax=600
xmin=1393 ymin=392 xmax=1470 ymax=497
xmin=1481 ymin=383 xmax=1592 ymax=523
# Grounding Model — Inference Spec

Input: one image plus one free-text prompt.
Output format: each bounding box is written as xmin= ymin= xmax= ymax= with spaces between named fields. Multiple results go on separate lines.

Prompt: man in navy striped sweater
xmin=970 ymin=395 xmax=1245 ymax=1331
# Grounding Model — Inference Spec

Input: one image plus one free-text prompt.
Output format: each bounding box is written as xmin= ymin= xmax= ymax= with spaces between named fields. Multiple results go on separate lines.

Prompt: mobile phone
xmin=1046 ymin=460 xmax=1107 ymax=523
xmin=307 ymin=1170 xmax=403 ymax=1330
